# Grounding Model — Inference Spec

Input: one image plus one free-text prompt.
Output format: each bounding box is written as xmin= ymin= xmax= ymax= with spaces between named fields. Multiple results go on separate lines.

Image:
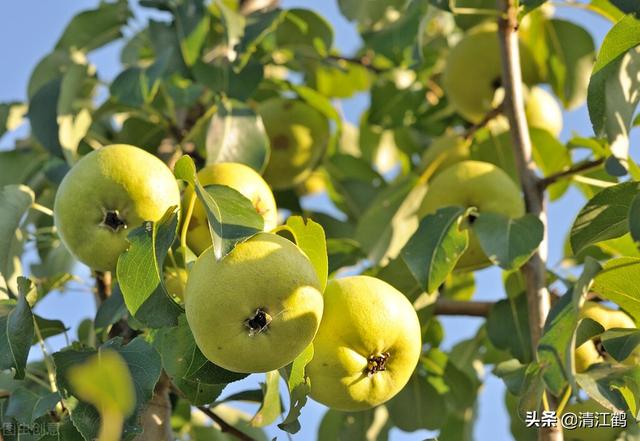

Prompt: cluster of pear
xmin=416 ymin=20 xmax=565 ymax=271
xmin=52 ymin=100 xmax=422 ymax=412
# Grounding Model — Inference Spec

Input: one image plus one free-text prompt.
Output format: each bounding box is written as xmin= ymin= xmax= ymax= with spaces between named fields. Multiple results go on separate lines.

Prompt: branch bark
xmin=197 ymin=406 xmax=258 ymax=441
xmin=134 ymin=372 xmax=173 ymax=441
xmin=496 ymin=1 xmax=561 ymax=440
xmin=539 ymin=158 xmax=604 ymax=188
xmin=434 ymin=299 xmax=494 ymax=317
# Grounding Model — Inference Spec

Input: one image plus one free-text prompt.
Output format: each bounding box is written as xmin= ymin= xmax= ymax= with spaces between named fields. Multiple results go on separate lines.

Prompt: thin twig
xmin=539 ymin=158 xmax=605 ymax=188
xmin=464 ymin=104 xmax=505 ymax=140
xmin=434 ymin=299 xmax=494 ymax=317
xmin=497 ymin=1 xmax=560 ymax=440
xmin=327 ymin=54 xmax=384 ymax=73
xmin=197 ymin=406 xmax=258 ymax=441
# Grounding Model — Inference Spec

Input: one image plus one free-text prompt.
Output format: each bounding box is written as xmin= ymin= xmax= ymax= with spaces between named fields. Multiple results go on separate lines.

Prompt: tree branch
xmin=327 ymin=54 xmax=384 ymax=73
xmin=539 ymin=158 xmax=604 ymax=189
xmin=464 ymin=104 xmax=504 ymax=140
xmin=197 ymin=406 xmax=258 ymax=441
xmin=93 ymin=271 xmax=112 ymax=303
xmin=434 ymin=299 xmax=494 ymax=317
xmin=134 ymin=372 xmax=173 ymax=441
xmin=497 ymin=1 xmax=561 ymax=440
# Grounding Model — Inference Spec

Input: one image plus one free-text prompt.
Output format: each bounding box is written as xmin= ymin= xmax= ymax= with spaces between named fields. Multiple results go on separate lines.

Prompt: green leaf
xmin=318 ymin=407 xmax=391 ymax=441
xmin=116 ymin=207 xmax=182 ymax=327
xmin=173 ymin=0 xmax=209 ymax=66
xmin=576 ymin=364 xmax=640 ymax=413
xmin=473 ymin=213 xmax=544 ymax=271
xmin=337 ymin=0 xmax=406 ymax=28
xmin=400 ymin=206 xmax=469 ymax=294
xmin=277 ymin=344 xmax=314 ymax=433
xmin=308 ymin=59 xmax=371 ymax=98
xmin=600 ymin=328 xmax=640 ymax=362
xmin=469 ymin=129 xmax=518 ymax=183
xmin=275 ymin=216 xmax=328 ymax=292
xmin=4 ymin=388 xmax=60 ymax=424
xmin=0 ymin=186 xmax=33 ymax=285
xmin=206 ymin=100 xmax=269 ymax=173
xmin=0 ymin=278 xmax=35 ymax=380
xmin=174 ymin=156 xmax=264 ymax=260
xmin=355 ymin=175 xmax=427 ymax=265
xmin=55 ymin=0 xmax=131 ymax=53
xmin=592 ymin=257 xmax=640 ymax=323
xmin=110 ymin=50 xmax=170 ymax=107
xmin=53 ymin=337 xmax=162 ymax=441
xmin=0 ymin=102 xmax=26 ymax=138
xmin=570 ymin=181 xmax=640 ymax=254
xmin=487 ymin=294 xmax=532 ymax=363
xmin=29 ymin=79 xmax=63 ymax=157
xmin=387 ymin=371 xmax=447 ymax=431
xmin=629 ymin=193 xmax=640 ymax=243
xmin=236 ymin=9 xmax=284 ymax=71
xmin=0 ymin=149 xmax=47 ymax=187
xmin=250 ymin=370 xmax=281 ymax=428
xmin=94 ymin=284 xmax=127 ymax=330
xmin=276 ymin=8 xmax=333 ymax=57
xmin=543 ymin=19 xmax=595 ymax=109
xmin=33 ymin=315 xmax=68 ymax=343
xmin=588 ymin=15 xmax=640 ymax=148
xmin=153 ymin=316 xmax=246 ymax=405
xmin=67 ymin=350 xmax=135 ymax=440
xmin=538 ymin=259 xmax=601 ymax=395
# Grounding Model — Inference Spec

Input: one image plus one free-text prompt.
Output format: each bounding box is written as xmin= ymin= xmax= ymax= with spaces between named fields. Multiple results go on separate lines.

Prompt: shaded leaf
xmin=117 ymin=207 xmax=182 ymax=328
xmin=538 ymin=259 xmax=601 ymax=395
xmin=250 ymin=370 xmax=281 ymax=427
xmin=0 ymin=278 xmax=34 ymax=380
xmin=0 ymin=186 xmax=33 ymax=284
xmin=544 ymin=19 xmax=595 ymax=109
xmin=592 ymin=257 xmax=640 ymax=323
xmin=487 ymin=294 xmax=532 ymax=363
xmin=274 ymin=216 xmax=328 ymax=292
xmin=55 ymin=0 xmax=131 ymax=53
xmin=400 ymin=206 xmax=468 ymax=294
xmin=277 ymin=344 xmax=314 ymax=433
xmin=570 ymin=181 xmax=640 ymax=254
xmin=473 ymin=213 xmax=544 ymax=271
xmin=205 ymin=100 xmax=269 ymax=173
xmin=174 ymin=156 xmax=263 ymax=260
xmin=153 ymin=316 xmax=246 ymax=405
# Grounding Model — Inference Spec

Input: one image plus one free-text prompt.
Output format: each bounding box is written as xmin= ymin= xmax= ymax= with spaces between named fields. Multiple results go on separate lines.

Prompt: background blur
xmin=0 ymin=1 xmax=635 ymax=439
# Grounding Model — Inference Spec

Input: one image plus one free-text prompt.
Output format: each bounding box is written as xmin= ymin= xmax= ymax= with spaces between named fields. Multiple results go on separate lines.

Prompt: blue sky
xmin=0 ymin=1 xmax=634 ymax=440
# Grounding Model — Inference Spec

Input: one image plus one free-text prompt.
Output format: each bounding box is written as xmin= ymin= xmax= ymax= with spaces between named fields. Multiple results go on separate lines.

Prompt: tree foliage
xmin=1 ymin=0 xmax=640 ymax=440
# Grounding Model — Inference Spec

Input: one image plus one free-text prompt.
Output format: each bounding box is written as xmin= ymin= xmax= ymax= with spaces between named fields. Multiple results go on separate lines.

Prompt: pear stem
xmin=496 ymin=1 xmax=561 ymax=440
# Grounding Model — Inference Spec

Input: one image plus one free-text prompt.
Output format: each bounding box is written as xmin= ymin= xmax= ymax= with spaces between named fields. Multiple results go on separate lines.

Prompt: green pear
xmin=525 ymin=86 xmax=563 ymax=136
xmin=418 ymin=160 xmax=524 ymax=271
xmin=420 ymin=134 xmax=471 ymax=179
xmin=258 ymin=98 xmax=330 ymax=190
xmin=443 ymin=24 xmax=540 ymax=123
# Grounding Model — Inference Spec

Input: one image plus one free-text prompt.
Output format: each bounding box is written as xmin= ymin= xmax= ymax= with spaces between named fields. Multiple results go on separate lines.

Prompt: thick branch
xmin=539 ymin=158 xmax=604 ymax=188
xmin=197 ymin=406 xmax=257 ymax=441
xmin=434 ymin=299 xmax=494 ymax=317
xmin=134 ymin=373 xmax=172 ymax=441
xmin=497 ymin=1 xmax=560 ymax=440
